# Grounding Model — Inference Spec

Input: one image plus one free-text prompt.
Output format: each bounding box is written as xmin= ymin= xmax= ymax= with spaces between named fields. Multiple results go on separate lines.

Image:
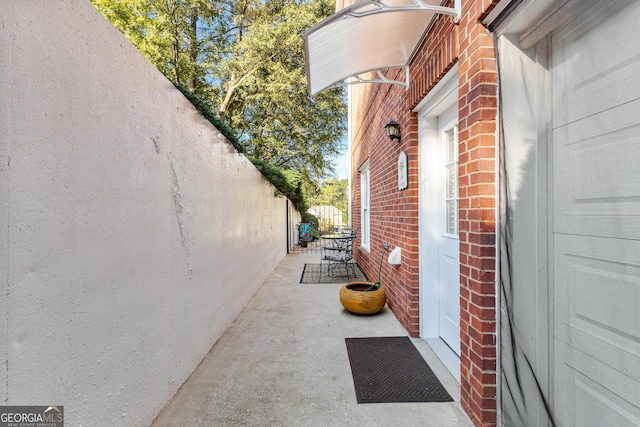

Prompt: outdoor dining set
xmin=320 ymin=228 xmax=359 ymax=278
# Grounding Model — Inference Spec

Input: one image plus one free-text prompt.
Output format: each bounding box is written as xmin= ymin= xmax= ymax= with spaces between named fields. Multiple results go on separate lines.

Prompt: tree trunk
xmin=189 ymin=4 xmax=198 ymax=91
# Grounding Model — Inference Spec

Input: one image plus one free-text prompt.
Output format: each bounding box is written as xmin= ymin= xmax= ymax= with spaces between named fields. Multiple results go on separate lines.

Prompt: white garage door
xmin=551 ymin=2 xmax=640 ymax=425
xmin=495 ymin=0 xmax=640 ymax=425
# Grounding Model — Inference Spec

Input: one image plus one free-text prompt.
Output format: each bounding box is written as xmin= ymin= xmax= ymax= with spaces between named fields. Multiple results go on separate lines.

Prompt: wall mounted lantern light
xmin=385 ymin=120 xmax=401 ymax=142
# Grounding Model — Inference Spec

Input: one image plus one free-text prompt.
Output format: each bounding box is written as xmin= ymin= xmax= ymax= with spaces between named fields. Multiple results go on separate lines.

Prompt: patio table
xmin=322 ymin=233 xmax=354 ymax=250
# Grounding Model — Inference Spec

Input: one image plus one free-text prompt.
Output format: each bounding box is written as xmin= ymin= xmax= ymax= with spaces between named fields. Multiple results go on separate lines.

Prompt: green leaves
xmin=250 ymin=159 xmax=307 ymax=213
xmin=219 ymin=0 xmax=347 ymax=185
xmin=311 ymin=178 xmax=349 ymax=224
xmin=91 ymin=0 xmax=346 ymax=206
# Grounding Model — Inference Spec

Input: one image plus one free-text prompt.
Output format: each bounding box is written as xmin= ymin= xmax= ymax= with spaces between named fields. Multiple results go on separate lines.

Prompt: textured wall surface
xmin=0 ymin=1 xmax=287 ymax=425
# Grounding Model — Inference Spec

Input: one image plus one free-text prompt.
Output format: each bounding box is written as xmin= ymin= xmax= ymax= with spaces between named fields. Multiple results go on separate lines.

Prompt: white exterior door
xmin=418 ymin=69 xmax=461 ymax=365
xmin=437 ymin=110 xmax=460 ymax=354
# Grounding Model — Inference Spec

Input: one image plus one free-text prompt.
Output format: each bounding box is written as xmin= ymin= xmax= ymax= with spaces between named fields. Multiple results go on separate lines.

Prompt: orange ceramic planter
xmin=339 ymin=282 xmax=386 ymax=314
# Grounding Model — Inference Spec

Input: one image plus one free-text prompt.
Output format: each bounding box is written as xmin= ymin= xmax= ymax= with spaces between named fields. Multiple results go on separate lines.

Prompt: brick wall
xmin=349 ymin=1 xmax=499 ymax=426
xmin=409 ymin=8 xmax=458 ymax=108
xmin=457 ymin=1 xmax=498 ymax=425
xmin=350 ymin=71 xmax=423 ymax=335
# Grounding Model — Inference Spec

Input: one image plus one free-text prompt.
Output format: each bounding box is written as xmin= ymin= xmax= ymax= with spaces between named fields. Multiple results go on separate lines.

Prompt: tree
xmin=312 ymin=178 xmax=349 ymax=224
xmin=91 ymin=0 xmax=224 ymax=100
xmin=222 ymin=0 xmax=346 ymax=184
xmin=91 ymin=0 xmax=346 ymax=188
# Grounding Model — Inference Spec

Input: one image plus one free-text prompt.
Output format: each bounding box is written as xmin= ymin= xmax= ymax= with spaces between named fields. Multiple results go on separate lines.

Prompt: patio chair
xmin=349 ymin=227 xmax=359 ymax=239
xmin=321 ymin=236 xmax=356 ymax=278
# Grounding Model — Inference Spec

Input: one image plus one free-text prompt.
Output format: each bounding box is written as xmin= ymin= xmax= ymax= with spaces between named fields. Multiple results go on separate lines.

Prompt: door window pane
xmin=444 ymin=127 xmax=458 ymax=235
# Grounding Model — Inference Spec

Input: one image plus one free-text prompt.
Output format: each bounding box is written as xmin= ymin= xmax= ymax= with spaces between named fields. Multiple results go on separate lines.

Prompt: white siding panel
xmin=552 ymin=101 xmax=640 ymax=240
xmin=551 ymin=1 xmax=640 ymax=127
xmin=553 ymin=236 xmax=640 ymax=426
xmin=551 ymin=1 xmax=640 ymax=424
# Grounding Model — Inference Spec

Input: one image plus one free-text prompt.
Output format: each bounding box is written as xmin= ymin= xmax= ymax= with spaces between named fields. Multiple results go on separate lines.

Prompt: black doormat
xmin=345 ymin=336 xmax=454 ymax=404
xmin=299 ymin=263 xmax=368 ymax=284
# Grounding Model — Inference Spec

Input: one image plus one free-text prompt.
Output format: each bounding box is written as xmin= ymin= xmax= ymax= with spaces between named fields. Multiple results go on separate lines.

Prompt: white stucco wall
xmin=0 ymin=1 xmax=288 ymax=425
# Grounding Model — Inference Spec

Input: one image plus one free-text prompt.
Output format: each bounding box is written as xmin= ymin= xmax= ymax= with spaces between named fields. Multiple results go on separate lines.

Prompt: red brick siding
xmin=350 ymin=72 xmax=423 ymax=335
xmin=349 ymin=1 xmax=500 ymax=426
xmin=457 ymin=1 xmax=499 ymax=425
xmin=409 ymin=9 xmax=458 ymax=108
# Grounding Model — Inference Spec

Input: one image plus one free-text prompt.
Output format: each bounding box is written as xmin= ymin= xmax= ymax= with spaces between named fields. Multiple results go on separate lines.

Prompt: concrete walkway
xmin=151 ymin=246 xmax=474 ymax=427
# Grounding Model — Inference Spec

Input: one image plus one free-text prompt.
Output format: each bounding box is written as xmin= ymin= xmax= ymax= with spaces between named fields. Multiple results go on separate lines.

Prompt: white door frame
xmin=415 ymin=65 xmax=460 ymax=377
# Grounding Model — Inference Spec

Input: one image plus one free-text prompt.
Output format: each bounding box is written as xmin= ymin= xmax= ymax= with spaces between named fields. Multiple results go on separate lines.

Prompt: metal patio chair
xmin=321 ymin=236 xmax=356 ymax=278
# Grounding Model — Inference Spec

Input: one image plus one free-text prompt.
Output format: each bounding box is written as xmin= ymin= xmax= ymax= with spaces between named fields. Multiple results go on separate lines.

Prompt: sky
xmin=332 ymin=150 xmax=350 ymax=181
xmin=329 ymin=134 xmax=350 ymax=181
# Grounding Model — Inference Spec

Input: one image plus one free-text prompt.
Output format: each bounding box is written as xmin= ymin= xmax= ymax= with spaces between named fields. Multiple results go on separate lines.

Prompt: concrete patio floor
xmin=151 ymin=245 xmax=474 ymax=427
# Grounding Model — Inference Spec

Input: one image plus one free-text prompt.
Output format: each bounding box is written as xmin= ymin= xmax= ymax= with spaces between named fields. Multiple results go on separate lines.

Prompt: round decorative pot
xmin=340 ymin=282 xmax=386 ymax=314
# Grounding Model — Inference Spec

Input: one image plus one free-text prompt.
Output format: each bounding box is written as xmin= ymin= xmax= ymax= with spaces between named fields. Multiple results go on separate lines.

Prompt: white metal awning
xmin=303 ymin=0 xmax=460 ymax=96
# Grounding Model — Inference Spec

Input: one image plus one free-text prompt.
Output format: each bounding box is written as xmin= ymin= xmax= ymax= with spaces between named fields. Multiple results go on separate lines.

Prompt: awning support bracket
xmin=341 ymin=0 xmax=460 ymax=23
xmin=338 ymin=67 xmax=410 ymax=90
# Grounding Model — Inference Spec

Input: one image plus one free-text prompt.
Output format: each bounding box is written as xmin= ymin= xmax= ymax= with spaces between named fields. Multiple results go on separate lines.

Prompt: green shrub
xmin=318 ymin=217 xmax=333 ymax=232
xmin=172 ymin=81 xmax=308 ymax=215
xmin=172 ymin=82 xmax=243 ymax=154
